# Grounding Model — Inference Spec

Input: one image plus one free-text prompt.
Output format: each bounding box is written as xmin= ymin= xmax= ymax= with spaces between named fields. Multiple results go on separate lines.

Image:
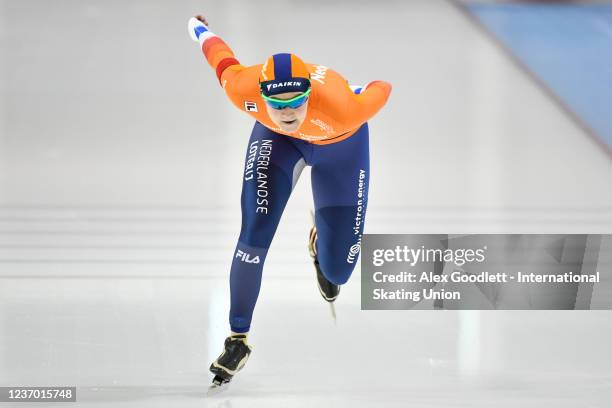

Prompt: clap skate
xmin=209 ymin=334 xmax=252 ymax=389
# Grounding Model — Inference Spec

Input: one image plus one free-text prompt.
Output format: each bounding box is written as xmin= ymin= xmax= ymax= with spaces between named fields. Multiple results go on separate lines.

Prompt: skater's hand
xmin=195 ymin=15 xmax=209 ymax=27
xmin=188 ymin=15 xmax=210 ymax=42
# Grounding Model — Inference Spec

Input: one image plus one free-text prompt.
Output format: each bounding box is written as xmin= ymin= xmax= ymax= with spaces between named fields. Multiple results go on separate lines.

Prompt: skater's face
xmin=264 ymin=91 xmax=309 ymax=133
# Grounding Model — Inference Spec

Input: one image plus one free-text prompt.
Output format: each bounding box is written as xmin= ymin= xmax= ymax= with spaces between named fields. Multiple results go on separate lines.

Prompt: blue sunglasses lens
xmin=265 ymin=94 xmax=309 ymax=110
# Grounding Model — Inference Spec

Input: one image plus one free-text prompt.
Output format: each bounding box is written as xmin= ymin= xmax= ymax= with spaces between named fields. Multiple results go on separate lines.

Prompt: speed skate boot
xmin=309 ymin=225 xmax=340 ymax=302
xmin=209 ymin=334 xmax=252 ymax=386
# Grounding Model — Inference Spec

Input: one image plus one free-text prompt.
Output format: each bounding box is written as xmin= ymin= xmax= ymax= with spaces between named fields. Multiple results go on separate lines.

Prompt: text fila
xmin=235 ymin=249 xmax=260 ymax=264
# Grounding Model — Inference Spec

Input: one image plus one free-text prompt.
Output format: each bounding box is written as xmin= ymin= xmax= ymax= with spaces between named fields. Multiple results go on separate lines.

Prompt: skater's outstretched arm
xmin=188 ymin=15 xmax=245 ymax=87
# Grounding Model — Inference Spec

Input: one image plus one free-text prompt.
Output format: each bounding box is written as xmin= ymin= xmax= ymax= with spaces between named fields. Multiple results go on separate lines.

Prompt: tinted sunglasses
xmin=261 ymin=88 xmax=311 ymax=110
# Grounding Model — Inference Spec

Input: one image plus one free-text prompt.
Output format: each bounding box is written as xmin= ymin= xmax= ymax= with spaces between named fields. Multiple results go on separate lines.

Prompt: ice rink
xmin=1 ymin=0 xmax=611 ymax=407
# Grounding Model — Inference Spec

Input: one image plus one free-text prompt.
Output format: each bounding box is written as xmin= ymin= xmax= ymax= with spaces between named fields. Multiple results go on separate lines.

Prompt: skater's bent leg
xmin=229 ymin=122 xmax=305 ymax=333
xmin=314 ymin=204 xmax=367 ymax=285
xmin=311 ymin=123 xmax=370 ymax=285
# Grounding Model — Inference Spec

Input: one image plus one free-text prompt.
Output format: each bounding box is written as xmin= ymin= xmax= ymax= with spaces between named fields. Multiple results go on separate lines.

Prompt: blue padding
xmin=468 ymin=4 xmax=612 ymax=149
xmin=194 ymin=25 xmax=208 ymax=38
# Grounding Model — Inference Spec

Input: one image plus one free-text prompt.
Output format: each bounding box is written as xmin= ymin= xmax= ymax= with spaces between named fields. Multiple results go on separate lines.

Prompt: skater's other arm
xmin=347 ymin=80 xmax=393 ymax=125
xmin=188 ymin=16 xmax=245 ymax=86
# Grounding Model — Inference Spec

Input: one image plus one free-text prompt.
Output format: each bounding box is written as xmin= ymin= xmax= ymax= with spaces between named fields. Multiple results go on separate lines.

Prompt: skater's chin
xmin=278 ymin=119 xmax=301 ymax=132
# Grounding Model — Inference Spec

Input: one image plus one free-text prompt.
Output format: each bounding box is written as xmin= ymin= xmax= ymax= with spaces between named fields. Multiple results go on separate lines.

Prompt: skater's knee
xmin=314 ymin=205 xmax=364 ymax=285
xmin=316 ymin=234 xmax=361 ymax=286
xmin=318 ymin=254 xmax=356 ymax=285
xmin=328 ymin=270 xmax=351 ymax=285
xmin=239 ymin=216 xmax=278 ymax=248
xmin=315 ymin=236 xmax=361 ymax=284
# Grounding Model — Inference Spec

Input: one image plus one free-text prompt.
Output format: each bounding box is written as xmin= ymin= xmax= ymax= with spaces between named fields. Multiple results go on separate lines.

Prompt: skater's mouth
xmin=281 ymin=119 xmax=297 ymax=125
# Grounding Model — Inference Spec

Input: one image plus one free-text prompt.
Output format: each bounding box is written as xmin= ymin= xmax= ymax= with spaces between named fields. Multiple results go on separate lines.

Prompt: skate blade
xmin=206 ymin=373 xmax=232 ymax=396
xmin=329 ymin=302 xmax=337 ymax=324
xmin=207 ymin=380 xmax=230 ymax=396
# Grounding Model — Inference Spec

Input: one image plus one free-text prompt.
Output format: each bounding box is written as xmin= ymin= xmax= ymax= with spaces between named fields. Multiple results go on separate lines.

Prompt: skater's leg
xmin=310 ymin=123 xmax=370 ymax=285
xmin=229 ymin=121 xmax=306 ymax=333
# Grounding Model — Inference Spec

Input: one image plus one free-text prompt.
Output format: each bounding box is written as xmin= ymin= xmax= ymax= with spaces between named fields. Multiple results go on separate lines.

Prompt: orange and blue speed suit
xmin=190 ymin=20 xmax=391 ymax=333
